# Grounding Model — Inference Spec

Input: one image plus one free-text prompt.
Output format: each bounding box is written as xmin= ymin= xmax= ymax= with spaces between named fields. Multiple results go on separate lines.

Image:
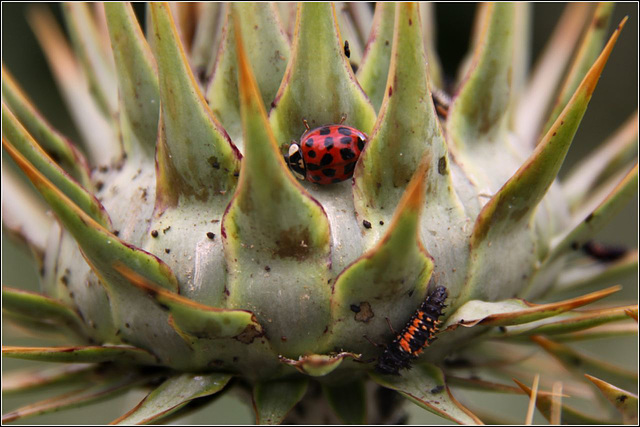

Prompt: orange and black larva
xmin=375 ymin=286 xmax=448 ymax=375
xmin=285 ymin=123 xmax=367 ymax=185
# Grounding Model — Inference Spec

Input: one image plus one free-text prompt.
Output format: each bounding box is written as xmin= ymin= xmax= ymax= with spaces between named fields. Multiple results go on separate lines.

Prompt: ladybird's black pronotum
xmin=375 ymin=286 xmax=448 ymax=375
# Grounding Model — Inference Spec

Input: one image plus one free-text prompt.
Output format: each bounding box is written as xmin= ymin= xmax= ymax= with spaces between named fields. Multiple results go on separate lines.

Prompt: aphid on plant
xmin=582 ymin=240 xmax=628 ymax=262
xmin=344 ymin=40 xmax=351 ymax=58
xmin=375 ymin=286 xmax=448 ymax=376
xmin=285 ymin=117 xmax=368 ymax=185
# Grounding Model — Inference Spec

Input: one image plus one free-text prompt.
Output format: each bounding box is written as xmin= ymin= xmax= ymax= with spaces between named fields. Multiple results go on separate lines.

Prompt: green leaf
xmin=448 ymin=3 xmax=515 ymax=151
xmin=2 ymin=287 xmax=87 ymax=339
xmin=269 ymin=3 xmax=376 ymax=152
xmin=331 ymin=162 xmax=434 ymax=352
xmin=371 ymin=363 xmax=483 ymax=425
xmin=104 ymin=2 xmax=160 ymax=157
xmin=222 ymin=18 xmax=332 ymax=356
xmin=190 ymin=3 xmax=225 ymax=79
xmin=2 ymin=345 xmax=158 ymax=365
xmin=205 ymin=4 xmax=290 ymax=147
xmin=532 ymin=335 xmax=638 ymax=391
xmin=444 ymin=286 xmax=621 ymax=329
xmin=61 ymin=2 xmax=118 ymax=118
xmin=356 ymin=2 xmax=394 ymax=112
xmin=2 ymin=372 xmax=150 ymax=424
xmin=353 ymin=2 xmax=469 ymax=303
xmin=543 ymin=3 xmax=615 ymax=136
xmin=2 ymin=140 xmax=202 ymax=365
xmin=252 ymin=378 xmax=308 ymax=425
xmin=492 ymin=304 xmax=637 ymax=339
xmin=113 ymin=372 xmax=232 ymax=425
xmin=419 ymin=3 xmax=444 ymax=90
xmin=27 ymin=6 xmax=120 ymax=165
xmin=585 ymin=374 xmax=638 ymax=424
xmin=549 ymin=164 xmax=638 ymax=260
xmin=552 ymin=250 xmax=638 ymax=294
xmin=114 ymin=264 xmax=263 ymax=340
xmin=516 ymin=3 xmax=591 ymax=149
xmin=1 ymin=364 xmax=95 ymax=395
xmin=1 ymin=67 xmax=91 ymax=188
xmin=1 ymin=161 xmax=52 ymax=256
xmin=460 ymin=19 xmax=627 ymax=304
xmin=3 ymin=106 xmax=111 ymax=228
xmin=563 ymin=112 xmax=638 ymax=210
xmin=323 ymin=379 xmax=367 ymax=424
xmin=278 ymin=353 xmax=360 ymax=377
xmin=150 ymin=2 xmax=240 ymax=209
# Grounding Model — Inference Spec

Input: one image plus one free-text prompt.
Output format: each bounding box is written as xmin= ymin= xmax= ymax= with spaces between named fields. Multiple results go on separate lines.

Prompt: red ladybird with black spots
xmin=285 ymin=118 xmax=368 ymax=185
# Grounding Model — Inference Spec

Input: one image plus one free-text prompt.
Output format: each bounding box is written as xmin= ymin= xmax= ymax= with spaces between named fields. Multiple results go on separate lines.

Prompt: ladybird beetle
xmin=375 ymin=286 xmax=448 ymax=376
xmin=285 ymin=118 xmax=367 ymax=185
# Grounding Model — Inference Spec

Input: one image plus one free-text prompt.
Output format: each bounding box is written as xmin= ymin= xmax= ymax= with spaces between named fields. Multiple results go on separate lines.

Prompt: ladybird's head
xmin=286 ymin=142 xmax=306 ymax=181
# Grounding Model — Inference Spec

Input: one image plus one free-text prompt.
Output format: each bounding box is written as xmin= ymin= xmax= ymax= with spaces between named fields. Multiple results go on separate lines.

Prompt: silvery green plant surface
xmin=1 ymin=2 xmax=638 ymax=424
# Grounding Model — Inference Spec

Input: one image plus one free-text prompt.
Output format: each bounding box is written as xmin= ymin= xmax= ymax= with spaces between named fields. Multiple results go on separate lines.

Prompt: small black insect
xmin=344 ymin=40 xmax=351 ymax=58
xmin=375 ymin=286 xmax=448 ymax=376
xmin=582 ymin=241 xmax=628 ymax=262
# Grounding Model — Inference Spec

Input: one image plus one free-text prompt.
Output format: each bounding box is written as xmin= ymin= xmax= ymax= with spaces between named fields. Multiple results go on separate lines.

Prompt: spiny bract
xmin=2 ymin=2 xmax=638 ymax=425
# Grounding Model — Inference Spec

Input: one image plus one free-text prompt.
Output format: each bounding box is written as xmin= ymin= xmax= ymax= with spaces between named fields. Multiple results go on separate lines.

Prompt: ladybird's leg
xmin=363 ymin=335 xmax=385 ymax=348
xmin=339 ymin=113 xmax=347 ymax=124
xmin=385 ymin=317 xmax=398 ymax=335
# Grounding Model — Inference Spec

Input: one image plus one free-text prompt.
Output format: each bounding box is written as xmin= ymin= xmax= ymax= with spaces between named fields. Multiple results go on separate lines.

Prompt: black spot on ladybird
xmin=308 ymin=150 xmax=316 ymax=158
xmin=320 ymin=153 xmax=334 ymax=166
xmin=357 ymin=137 xmax=365 ymax=151
xmin=311 ymin=175 xmax=322 ymax=181
xmin=340 ymin=136 xmax=352 ymax=145
xmin=340 ymin=148 xmax=356 ymax=161
xmin=323 ymin=137 xmax=335 ymax=149
xmin=307 ymin=163 xmax=321 ymax=171
xmin=305 ymin=138 xmax=314 ymax=148
xmin=321 ymin=168 xmax=336 ymax=177
xmin=320 ymin=127 xmax=331 ymax=135
xmin=338 ymin=127 xmax=352 ymax=136
xmin=344 ymin=162 xmax=356 ymax=175
xmin=332 ymin=178 xmax=342 ymax=183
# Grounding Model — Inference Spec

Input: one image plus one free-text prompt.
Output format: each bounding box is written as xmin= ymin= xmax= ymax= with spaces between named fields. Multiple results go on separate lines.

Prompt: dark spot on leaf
xmin=96 ymin=181 xmax=104 ymax=191
xmin=235 ymin=324 xmax=263 ymax=344
xmin=281 ymin=336 xmax=287 ymax=342
xmin=165 ymin=248 xmax=171 ymax=254
xmin=379 ymin=220 xmax=384 ymax=225
xmin=151 ymin=230 xmax=159 ymax=238
xmin=388 ymin=86 xmax=393 ymax=97
xmin=350 ymin=304 xmax=361 ymax=313
xmin=499 ymin=326 xmax=507 ymax=333
xmin=125 ymin=323 xmax=131 ymax=328
xmin=363 ymin=220 xmax=372 ymax=229
xmin=409 ymin=18 xmax=412 ymax=26
xmin=616 ymin=394 xmax=628 ymax=403
xmin=571 ymin=242 xmax=580 ymax=250
xmin=430 ymin=385 xmax=444 ymax=394
xmin=113 ymin=230 xmax=120 ymax=236
xmin=207 ymin=232 xmax=215 ymax=240
xmin=438 ymin=157 xmax=447 ymax=175
xmin=343 ymin=40 xmax=350 ymax=58
xmin=265 ymin=266 xmax=271 ymax=272
xmin=354 ymin=301 xmax=374 ymax=322
xmin=163 ymin=226 xmax=171 ymax=233
xmin=585 ymin=213 xmax=594 ymax=222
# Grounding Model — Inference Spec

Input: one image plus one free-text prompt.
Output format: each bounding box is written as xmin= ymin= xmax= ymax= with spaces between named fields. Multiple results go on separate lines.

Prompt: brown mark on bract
xmin=235 ymin=324 xmax=264 ymax=344
xmin=354 ymin=302 xmax=374 ymax=323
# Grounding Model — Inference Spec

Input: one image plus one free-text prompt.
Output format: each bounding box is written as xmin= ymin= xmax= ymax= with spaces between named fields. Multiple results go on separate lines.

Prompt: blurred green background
xmin=2 ymin=3 xmax=637 ymax=424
